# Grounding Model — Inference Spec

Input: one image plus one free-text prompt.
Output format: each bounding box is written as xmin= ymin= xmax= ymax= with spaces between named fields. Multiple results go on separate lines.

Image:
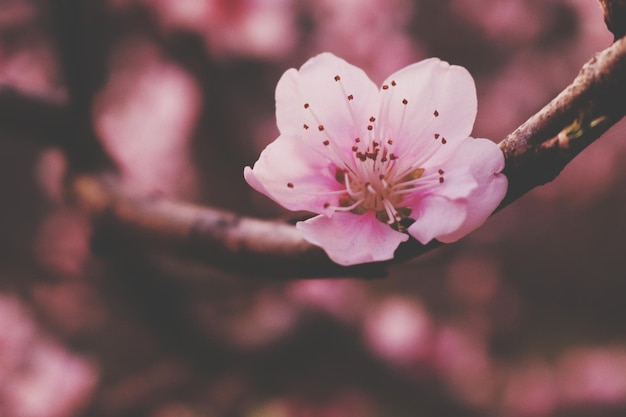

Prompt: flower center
xmin=333 ymin=139 xmax=427 ymax=230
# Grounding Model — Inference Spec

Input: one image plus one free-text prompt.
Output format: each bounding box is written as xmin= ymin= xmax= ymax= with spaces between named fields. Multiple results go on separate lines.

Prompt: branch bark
xmin=599 ymin=0 xmax=626 ymax=39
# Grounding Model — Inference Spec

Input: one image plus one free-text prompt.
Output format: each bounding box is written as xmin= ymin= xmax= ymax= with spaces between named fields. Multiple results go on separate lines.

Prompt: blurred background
xmin=2 ymin=0 xmax=626 ymax=416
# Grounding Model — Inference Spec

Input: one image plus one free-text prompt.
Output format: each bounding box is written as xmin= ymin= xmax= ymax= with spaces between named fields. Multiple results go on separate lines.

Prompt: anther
xmin=304 ymin=103 xmax=309 ymax=109
xmin=369 ymin=116 xmax=376 ymax=122
xmin=287 ymin=182 xmax=294 ymax=188
xmin=387 ymin=139 xmax=393 ymax=145
xmin=367 ymin=125 xmax=373 ymax=131
xmin=434 ymin=133 xmax=440 ymax=139
xmin=391 ymin=80 xmax=397 ymax=86
xmin=438 ymin=169 xmax=445 ymax=175
xmin=352 ymin=146 xmax=358 ymax=152
xmin=439 ymin=177 xmax=444 ymax=184
xmin=389 ymin=153 xmax=398 ymax=160
xmin=318 ymin=125 xmax=325 ymax=131
xmin=334 ymin=75 xmax=341 ymax=81
xmin=347 ymin=94 xmax=354 ymax=100
xmin=323 ymin=140 xmax=330 ymax=146
xmin=402 ymin=98 xmax=408 ymax=105
xmin=382 ymin=84 xmax=389 ymax=90
xmin=434 ymin=110 xmax=439 ymax=117
xmin=303 ymin=124 xmax=309 ymax=130
xmin=355 ymin=137 xmax=361 ymax=143
xmin=441 ymin=138 xmax=447 ymax=144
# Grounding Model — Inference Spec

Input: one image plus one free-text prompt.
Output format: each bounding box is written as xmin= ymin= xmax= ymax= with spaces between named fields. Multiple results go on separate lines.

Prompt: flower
xmin=244 ymin=53 xmax=507 ymax=266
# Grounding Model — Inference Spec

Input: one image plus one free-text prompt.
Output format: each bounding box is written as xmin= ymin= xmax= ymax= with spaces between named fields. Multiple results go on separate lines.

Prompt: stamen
xmin=383 ymin=199 xmax=399 ymax=224
xmin=333 ymin=199 xmax=365 ymax=212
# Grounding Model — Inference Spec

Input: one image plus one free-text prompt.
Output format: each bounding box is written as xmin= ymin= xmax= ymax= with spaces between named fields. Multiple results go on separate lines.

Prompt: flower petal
xmin=296 ymin=212 xmax=409 ymax=266
xmin=275 ymin=53 xmax=380 ymax=160
xmin=406 ymin=138 xmax=507 ymax=244
xmin=244 ymin=133 xmax=344 ymax=215
xmin=379 ymin=58 xmax=477 ymax=170
xmin=436 ymin=138 xmax=507 ymax=242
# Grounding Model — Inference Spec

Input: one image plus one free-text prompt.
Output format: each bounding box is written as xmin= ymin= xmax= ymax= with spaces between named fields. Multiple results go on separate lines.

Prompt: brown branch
xmin=599 ymin=0 xmax=626 ymax=39
xmin=72 ymin=176 xmax=387 ymax=279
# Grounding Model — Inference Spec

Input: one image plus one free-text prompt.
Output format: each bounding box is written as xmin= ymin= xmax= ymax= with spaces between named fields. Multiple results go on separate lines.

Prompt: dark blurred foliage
xmin=2 ymin=0 xmax=626 ymax=416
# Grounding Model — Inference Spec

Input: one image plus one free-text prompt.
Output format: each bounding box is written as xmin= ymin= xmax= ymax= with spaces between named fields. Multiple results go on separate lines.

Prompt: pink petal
xmin=379 ymin=58 xmax=477 ymax=168
xmin=406 ymin=138 xmax=506 ymax=243
xmin=296 ymin=212 xmax=409 ymax=266
xmin=406 ymin=195 xmax=468 ymax=244
xmin=244 ymin=133 xmax=344 ymax=215
xmin=275 ymin=53 xmax=380 ymax=160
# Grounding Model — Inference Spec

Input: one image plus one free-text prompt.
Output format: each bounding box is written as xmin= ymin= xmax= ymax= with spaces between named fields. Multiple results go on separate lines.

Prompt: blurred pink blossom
xmin=94 ymin=41 xmax=201 ymax=196
xmin=451 ymin=0 xmax=545 ymax=47
xmin=111 ymin=0 xmax=297 ymax=60
xmin=286 ymin=278 xmax=368 ymax=322
xmin=193 ymin=290 xmax=297 ymax=349
xmin=34 ymin=208 xmax=91 ymax=278
xmin=306 ymin=0 xmax=420 ymax=82
xmin=558 ymin=347 xmax=626 ymax=406
xmin=0 ymin=294 xmax=98 ymax=417
xmin=433 ymin=325 xmax=495 ymax=408
xmin=501 ymin=362 xmax=557 ymax=417
xmin=363 ymin=297 xmax=433 ymax=366
xmin=245 ymin=53 xmax=507 ymax=265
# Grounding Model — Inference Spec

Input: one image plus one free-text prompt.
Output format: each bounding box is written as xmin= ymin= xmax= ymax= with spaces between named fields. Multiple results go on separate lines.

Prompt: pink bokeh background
xmin=2 ymin=0 xmax=626 ymax=416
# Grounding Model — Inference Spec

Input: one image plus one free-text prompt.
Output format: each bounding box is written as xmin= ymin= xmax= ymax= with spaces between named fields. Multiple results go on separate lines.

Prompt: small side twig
xmin=599 ymin=0 xmax=626 ymax=40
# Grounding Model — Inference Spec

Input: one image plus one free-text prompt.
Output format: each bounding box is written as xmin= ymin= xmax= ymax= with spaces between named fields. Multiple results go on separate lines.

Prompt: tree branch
xmin=599 ymin=0 xmax=626 ymax=39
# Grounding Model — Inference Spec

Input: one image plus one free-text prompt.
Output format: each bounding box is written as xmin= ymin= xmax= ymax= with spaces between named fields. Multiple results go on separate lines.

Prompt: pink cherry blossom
xmin=244 ymin=53 xmax=507 ymax=266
